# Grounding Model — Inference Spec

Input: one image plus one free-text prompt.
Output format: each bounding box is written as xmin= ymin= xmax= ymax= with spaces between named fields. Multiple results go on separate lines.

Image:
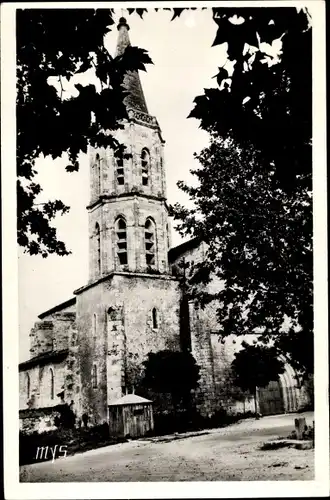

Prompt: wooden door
xmin=258 ymin=380 xmax=284 ymax=416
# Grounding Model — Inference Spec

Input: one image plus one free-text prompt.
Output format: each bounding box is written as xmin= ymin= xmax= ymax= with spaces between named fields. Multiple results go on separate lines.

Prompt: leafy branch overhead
xmin=188 ymin=7 xmax=311 ymax=192
xmin=17 ymin=8 xmax=153 ymax=257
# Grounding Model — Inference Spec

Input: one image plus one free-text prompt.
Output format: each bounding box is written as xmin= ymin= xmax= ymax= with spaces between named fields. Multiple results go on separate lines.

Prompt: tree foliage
xmin=140 ymin=350 xmax=200 ymax=410
xmin=172 ymin=139 xmax=312 ymax=376
xmin=231 ymin=341 xmax=285 ymax=413
xmin=188 ymin=7 xmax=311 ymax=193
xmin=17 ymin=8 xmax=152 ymax=256
xmin=172 ymin=7 xmax=312 ymax=378
xmin=17 ymin=7 xmax=209 ymax=257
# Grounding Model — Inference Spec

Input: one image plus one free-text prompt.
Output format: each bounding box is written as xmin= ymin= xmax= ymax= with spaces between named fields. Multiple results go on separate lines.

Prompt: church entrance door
xmin=258 ymin=380 xmax=284 ymax=416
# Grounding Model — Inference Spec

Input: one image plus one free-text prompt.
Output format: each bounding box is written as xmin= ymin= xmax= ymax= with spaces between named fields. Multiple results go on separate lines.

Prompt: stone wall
xmin=75 ymin=272 xmax=181 ymax=425
xmin=211 ymin=332 xmax=257 ymax=414
xmin=19 ymin=360 xmax=67 ymax=410
xmin=188 ymin=301 xmax=217 ymax=416
xmin=29 ymin=309 xmax=75 ymax=358
xmin=171 ymin=240 xmax=297 ymax=417
xmin=19 ymin=407 xmax=61 ymax=435
xmin=29 ymin=321 xmax=54 ymax=358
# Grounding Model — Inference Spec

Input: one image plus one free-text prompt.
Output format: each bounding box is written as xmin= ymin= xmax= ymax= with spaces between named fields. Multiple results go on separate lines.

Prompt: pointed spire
xmin=115 ymin=17 xmax=131 ymax=57
xmin=115 ymin=17 xmax=149 ymax=114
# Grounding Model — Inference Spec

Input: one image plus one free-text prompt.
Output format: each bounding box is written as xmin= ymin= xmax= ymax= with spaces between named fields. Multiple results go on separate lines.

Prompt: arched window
xmin=141 ymin=149 xmax=150 ymax=186
xmin=26 ymin=373 xmax=30 ymax=400
xmin=95 ymin=153 xmax=101 ymax=195
xmin=145 ymin=218 xmax=156 ymax=266
xmin=116 ymin=218 xmax=128 ymax=266
xmin=50 ymin=368 xmax=54 ymax=400
xmin=92 ymin=364 xmax=98 ymax=389
xmin=115 ymin=151 xmax=125 ymax=185
xmin=166 ymin=222 xmax=170 ymax=248
xmin=92 ymin=313 xmax=97 ymax=336
xmin=152 ymin=308 xmax=158 ymax=329
xmin=92 ymin=313 xmax=97 ymax=346
xmin=95 ymin=223 xmax=101 ymax=274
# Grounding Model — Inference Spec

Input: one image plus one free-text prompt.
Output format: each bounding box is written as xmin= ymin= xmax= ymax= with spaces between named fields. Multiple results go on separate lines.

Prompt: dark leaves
xmin=173 ymin=136 xmax=312 ymax=376
xmin=171 ymin=8 xmax=185 ymax=21
xmin=231 ymin=343 xmax=285 ymax=393
xmin=189 ymin=8 xmax=311 ymax=193
xmin=115 ymin=45 xmax=153 ymax=73
xmin=17 ymin=8 xmax=152 ymax=257
xmin=213 ymin=67 xmax=229 ymax=87
xmin=141 ymin=350 xmax=200 ymax=399
xmin=65 ymin=164 xmax=79 ymax=173
xmin=127 ymin=8 xmax=148 ymax=18
xmin=211 ymin=18 xmax=231 ymax=47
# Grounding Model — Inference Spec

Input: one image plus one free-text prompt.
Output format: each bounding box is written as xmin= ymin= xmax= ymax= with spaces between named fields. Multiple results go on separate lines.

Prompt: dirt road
xmin=20 ymin=412 xmax=314 ymax=482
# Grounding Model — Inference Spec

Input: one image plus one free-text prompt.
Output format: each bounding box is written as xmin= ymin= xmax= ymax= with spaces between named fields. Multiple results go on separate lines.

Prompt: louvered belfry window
xmin=145 ymin=219 xmax=155 ymax=266
xmin=92 ymin=364 xmax=98 ymax=389
xmin=26 ymin=373 xmax=30 ymax=399
xmin=152 ymin=307 xmax=158 ymax=329
xmin=95 ymin=223 xmax=101 ymax=274
xmin=116 ymin=151 xmax=125 ymax=185
xmin=116 ymin=218 xmax=128 ymax=265
xmin=95 ymin=153 xmax=101 ymax=195
xmin=141 ymin=149 xmax=150 ymax=186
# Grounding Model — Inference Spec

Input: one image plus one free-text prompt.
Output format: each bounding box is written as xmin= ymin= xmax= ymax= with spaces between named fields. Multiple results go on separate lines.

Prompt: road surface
xmin=20 ymin=412 xmax=314 ymax=482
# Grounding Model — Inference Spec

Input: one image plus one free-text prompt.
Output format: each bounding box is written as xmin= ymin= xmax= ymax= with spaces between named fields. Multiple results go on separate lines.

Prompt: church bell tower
xmin=87 ymin=17 xmax=171 ymax=282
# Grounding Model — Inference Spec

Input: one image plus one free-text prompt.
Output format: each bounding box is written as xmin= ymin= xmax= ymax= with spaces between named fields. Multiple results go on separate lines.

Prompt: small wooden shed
xmin=108 ymin=394 xmax=154 ymax=438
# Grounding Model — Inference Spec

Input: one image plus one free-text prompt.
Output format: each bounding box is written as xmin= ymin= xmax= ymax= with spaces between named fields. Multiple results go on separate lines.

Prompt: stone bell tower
xmin=87 ymin=17 xmax=171 ymax=282
xmin=74 ymin=17 xmax=181 ymax=424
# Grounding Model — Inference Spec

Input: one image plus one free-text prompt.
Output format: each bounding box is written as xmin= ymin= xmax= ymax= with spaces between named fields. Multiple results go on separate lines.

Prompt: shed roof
xmin=108 ymin=394 xmax=152 ymax=406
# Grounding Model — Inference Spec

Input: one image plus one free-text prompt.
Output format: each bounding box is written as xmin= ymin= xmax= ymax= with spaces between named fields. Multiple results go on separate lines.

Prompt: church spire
xmin=116 ymin=17 xmax=149 ymax=114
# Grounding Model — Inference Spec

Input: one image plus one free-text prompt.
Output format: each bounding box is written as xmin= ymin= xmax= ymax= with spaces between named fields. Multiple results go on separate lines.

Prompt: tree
xmin=171 ymin=7 xmax=312 ymax=378
xmin=17 ymin=8 xmax=152 ymax=256
xmin=188 ymin=7 xmax=311 ymax=193
xmin=171 ymin=138 xmax=312 ymax=377
xmin=140 ymin=350 xmax=200 ymax=414
xmin=231 ymin=341 xmax=285 ymax=415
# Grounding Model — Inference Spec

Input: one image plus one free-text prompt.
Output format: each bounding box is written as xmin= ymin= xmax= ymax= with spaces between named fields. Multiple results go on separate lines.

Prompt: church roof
xmin=168 ymin=237 xmax=202 ymax=263
xmin=19 ymin=349 xmax=69 ymax=371
xmin=115 ymin=17 xmax=149 ymax=114
xmin=108 ymin=394 xmax=152 ymax=406
xmin=38 ymin=297 xmax=76 ymax=319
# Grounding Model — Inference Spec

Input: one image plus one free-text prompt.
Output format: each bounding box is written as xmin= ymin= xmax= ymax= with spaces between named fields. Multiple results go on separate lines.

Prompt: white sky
xmin=19 ymin=8 xmax=228 ymax=361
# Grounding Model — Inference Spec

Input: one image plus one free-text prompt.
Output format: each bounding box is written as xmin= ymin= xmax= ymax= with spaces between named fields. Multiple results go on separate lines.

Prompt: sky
xmin=18 ymin=8 xmax=228 ymax=361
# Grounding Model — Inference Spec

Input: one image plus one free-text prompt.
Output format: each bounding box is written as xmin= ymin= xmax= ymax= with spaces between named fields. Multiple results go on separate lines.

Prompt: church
xmin=19 ymin=17 xmax=304 ymax=433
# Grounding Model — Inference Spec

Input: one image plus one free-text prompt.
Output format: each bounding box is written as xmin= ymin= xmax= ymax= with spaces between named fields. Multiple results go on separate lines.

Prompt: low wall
xmin=19 ymin=406 xmax=62 ymax=434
